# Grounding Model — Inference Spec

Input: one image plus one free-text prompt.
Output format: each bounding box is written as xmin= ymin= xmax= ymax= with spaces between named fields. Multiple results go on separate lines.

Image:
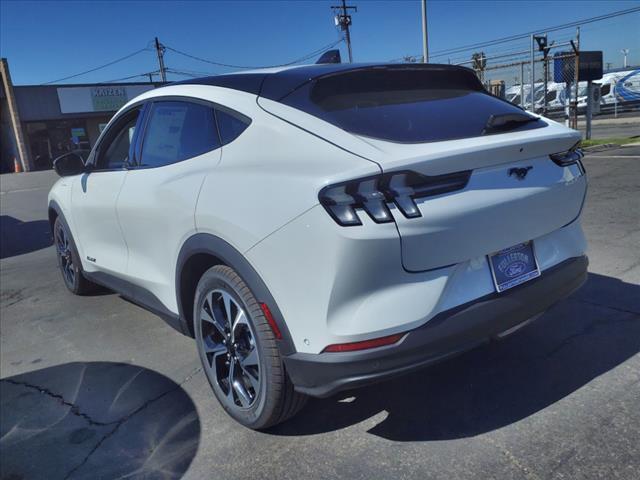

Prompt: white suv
xmin=48 ymin=64 xmax=588 ymax=429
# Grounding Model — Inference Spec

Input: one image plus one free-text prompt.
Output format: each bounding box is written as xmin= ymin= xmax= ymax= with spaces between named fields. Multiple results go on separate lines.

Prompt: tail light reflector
xmin=323 ymin=333 xmax=405 ymax=353
xmin=260 ymin=303 xmax=282 ymax=340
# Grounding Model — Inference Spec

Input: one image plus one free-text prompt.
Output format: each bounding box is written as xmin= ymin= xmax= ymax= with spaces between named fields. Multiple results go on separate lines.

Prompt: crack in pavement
xmin=542 ymin=301 xmax=639 ymax=359
xmin=61 ymin=365 xmax=203 ymax=480
xmin=1 ymin=365 xmax=203 ymax=480
xmin=1 ymin=378 xmax=114 ymax=427
xmin=484 ymin=436 xmax=543 ymax=480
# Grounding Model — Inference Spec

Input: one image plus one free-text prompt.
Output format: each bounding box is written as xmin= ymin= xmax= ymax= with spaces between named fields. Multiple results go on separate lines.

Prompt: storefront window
xmin=25 ymin=120 xmax=90 ymax=170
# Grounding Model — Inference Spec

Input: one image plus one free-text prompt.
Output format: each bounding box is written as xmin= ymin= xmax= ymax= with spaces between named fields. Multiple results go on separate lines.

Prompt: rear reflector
xmin=260 ymin=303 xmax=282 ymax=340
xmin=322 ymin=333 xmax=404 ymax=353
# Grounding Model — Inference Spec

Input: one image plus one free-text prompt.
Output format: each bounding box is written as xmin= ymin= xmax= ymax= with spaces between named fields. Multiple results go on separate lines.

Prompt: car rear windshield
xmin=278 ymin=66 xmax=546 ymax=143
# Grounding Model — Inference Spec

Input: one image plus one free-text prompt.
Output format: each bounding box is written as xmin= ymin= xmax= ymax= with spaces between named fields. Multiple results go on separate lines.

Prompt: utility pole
xmin=332 ymin=0 xmax=357 ymax=63
xmin=421 ymin=0 xmax=429 ymax=63
xmin=570 ymin=26 xmax=580 ymax=130
xmin=621 ymin=48 xmax=629 ymax=68
xmin=155 ymin=37 xmax=167 ymax=83
xmin=520 ymin=62 xmax=525 ymax=109
xmin=0 ymin=58 xmax=30 ymax=171
xmin=530 ymin=34 xmax=535 ymax=112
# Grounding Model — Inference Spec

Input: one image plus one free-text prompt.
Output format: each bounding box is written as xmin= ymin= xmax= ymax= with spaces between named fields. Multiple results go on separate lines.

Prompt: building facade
xmin=1 ymin=59 xmax=157 ymax=173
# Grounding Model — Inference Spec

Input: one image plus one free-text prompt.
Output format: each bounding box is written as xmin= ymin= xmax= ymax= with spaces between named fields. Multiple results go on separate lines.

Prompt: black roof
xmin=170 ymin=63 xmax=481 ymax=101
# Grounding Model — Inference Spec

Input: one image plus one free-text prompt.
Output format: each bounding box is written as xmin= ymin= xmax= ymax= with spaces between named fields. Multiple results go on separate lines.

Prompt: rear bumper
xmin=283 ymin=255 xmax=588 ymax=398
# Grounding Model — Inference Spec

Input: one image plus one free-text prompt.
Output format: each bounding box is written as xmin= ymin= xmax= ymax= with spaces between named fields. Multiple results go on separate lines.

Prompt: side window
xmin=600 ymin=84 xmax=611 ymax=96
xmin=216 ymin=109 xmax=251 ymax=145
xmin=97 ymin=108 xmax=141 ymax=170
xmin=139 ymin=101 xmax=220 ymax=168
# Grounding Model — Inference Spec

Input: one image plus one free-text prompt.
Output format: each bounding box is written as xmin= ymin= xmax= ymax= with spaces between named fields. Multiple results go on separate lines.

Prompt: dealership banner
xmin=57 ymin=85 xmax=154 ymax=113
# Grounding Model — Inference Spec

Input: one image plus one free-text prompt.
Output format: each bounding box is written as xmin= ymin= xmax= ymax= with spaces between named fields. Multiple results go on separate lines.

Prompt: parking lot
xmin=1 ymin=146 xmax=639 ymax=479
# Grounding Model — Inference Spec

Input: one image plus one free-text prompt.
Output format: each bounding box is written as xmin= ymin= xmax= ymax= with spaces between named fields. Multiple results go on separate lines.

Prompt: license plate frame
xmin=488 ymin=241 xmax=540 ymax=293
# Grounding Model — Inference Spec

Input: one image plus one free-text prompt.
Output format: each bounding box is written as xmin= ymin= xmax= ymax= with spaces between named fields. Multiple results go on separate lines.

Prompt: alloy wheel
xmin=199 ymin=289 xmax=261 ymax=408
xmin=55 ymin=222 xmax=75 ymax=287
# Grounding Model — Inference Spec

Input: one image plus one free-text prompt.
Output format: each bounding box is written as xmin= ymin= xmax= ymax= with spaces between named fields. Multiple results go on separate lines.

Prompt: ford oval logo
xmin=505 ymin=261 xmax=527 ymax=277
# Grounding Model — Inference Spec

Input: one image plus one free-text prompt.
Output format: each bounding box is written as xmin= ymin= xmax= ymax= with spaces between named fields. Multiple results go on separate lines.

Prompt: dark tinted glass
xmin=99 ymin=109 xmax=140 ymax=169
xmin=216 ymin=109 xmax=250 ymax=145
xmin=600 ymin=84 xmax=610 ymax=96
xmin=279 ymin=68 xmax=545 ymax=143
xmin=140 ymin=101 xmax=219 ymax=167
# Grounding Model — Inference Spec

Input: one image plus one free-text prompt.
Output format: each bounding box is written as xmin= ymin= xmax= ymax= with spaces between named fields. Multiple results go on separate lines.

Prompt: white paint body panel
xmin=70 ymin=171 xmax=128 ymax=274
xmin=116 ymin=151 xmax=219 ymax=312
xmin=246 ymin=205 xmax=587 ymax=354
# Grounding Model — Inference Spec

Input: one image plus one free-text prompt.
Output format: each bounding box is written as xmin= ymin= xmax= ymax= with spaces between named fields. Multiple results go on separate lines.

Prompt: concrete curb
xmin=582 ymin=137 xmax=640 ymax=153
xmin=582 ymin=143 xmax=620 ymax=153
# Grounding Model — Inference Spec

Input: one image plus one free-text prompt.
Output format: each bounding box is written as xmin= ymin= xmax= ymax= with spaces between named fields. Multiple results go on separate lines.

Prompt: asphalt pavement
xmin=1 ymin=146 xmax=639 ymax=480
xmin=577 ymin=113 xmax=639 ymax=140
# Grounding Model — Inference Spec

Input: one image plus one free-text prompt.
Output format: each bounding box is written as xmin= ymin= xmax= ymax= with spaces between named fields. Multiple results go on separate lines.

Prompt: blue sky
xmin=1 ymin=0 xmax=638 ymax=85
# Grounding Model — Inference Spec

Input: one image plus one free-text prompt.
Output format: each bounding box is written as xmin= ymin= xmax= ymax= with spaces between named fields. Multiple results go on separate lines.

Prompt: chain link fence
xmin=454 ymin=36 xmax=581 ymax=127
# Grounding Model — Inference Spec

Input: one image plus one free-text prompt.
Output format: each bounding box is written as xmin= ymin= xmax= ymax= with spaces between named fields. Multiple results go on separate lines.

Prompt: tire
xmin=53 ymin=217 xmax=98 ymax=295
xmin=193 ymin=265 xmax=306 ymax=429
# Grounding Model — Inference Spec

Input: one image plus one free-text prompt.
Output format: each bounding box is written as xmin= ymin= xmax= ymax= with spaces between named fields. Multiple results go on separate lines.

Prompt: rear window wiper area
xmin=482 ymin=112 xmax=540 ymax=135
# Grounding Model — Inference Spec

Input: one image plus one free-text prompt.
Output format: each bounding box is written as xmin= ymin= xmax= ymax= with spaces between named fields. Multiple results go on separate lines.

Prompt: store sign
xmin=91 ymin=86 xmax=128 ymax=111
xmin=57 ymin=85 xmax=154 ymax=114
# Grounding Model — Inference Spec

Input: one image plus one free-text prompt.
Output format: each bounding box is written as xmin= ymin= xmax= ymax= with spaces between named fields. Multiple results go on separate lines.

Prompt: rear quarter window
xmin=278 ymin=67 xmax=546 ymax=143
xmin=216 ymin=109 xmax=251 ymax=145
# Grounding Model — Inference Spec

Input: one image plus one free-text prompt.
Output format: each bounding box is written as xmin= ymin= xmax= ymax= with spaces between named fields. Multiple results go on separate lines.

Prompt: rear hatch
xmin=257 ymin=64 xmax=586 ymax=271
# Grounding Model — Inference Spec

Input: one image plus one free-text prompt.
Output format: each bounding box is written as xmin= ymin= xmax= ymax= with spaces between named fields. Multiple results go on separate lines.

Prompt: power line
xmin=42 ymin=47 xmax=150 ymax=85
xmin=102 ymin=71 xmax=159 ymax=83
xmin=165 ymin=68 xmax=217 ymax=79
xmin=166 ymin=67 xmax=217 ymax=77
xmin=164 ymin=38 xmax=344 ymax=70
xmin=429 ymin=6 xmax=640 ymax=59
xmin=395 ymin=6 xmax=640 ymax=62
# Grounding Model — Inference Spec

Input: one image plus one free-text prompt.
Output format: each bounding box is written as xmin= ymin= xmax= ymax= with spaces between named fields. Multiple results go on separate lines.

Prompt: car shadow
xmin=0 ymin=362 xmax=200 ymax=480
xmin=0 ymin=216 xmax=53 ymax=259
xmin=270 ymin=272 xmax=640 ymax=441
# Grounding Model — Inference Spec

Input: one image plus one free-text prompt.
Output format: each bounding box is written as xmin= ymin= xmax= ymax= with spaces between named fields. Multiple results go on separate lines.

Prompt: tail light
xmin=319 ymin=170 xmax=471 ymax=227
xmin=550 ymin=142 xmax=584 ymax=167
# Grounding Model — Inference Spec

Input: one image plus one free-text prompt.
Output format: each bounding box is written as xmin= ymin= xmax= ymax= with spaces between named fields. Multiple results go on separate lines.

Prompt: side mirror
xmin=53 ymin=152 xmax=87 ymax=177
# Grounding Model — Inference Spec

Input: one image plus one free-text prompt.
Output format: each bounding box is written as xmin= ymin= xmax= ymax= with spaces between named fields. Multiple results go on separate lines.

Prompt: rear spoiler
xmin=259 ymin=64 xmax=486 ymax=102
xmin=170 ymin=63 xmax=485 ymax=101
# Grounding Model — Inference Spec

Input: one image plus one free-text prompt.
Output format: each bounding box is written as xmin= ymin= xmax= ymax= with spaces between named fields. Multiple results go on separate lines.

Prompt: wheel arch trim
xmin=48 ymin=200 xmax=80 ymax=262
xmin=176 ymin=233 xmax=297 ymax=355
xmin=48 ymin=199 xmax=64 ymax=233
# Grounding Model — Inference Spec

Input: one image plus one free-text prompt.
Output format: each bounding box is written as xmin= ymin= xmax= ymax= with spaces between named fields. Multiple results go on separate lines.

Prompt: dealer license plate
xmin=488 ymin=241 xmax=540 ymax=293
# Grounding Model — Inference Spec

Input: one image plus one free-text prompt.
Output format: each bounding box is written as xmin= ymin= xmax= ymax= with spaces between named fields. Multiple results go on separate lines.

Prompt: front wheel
xmin=54 ymin=217 xmax=97 ymax=295
xmin=193 ymin=265 xmax=306 ymax=429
